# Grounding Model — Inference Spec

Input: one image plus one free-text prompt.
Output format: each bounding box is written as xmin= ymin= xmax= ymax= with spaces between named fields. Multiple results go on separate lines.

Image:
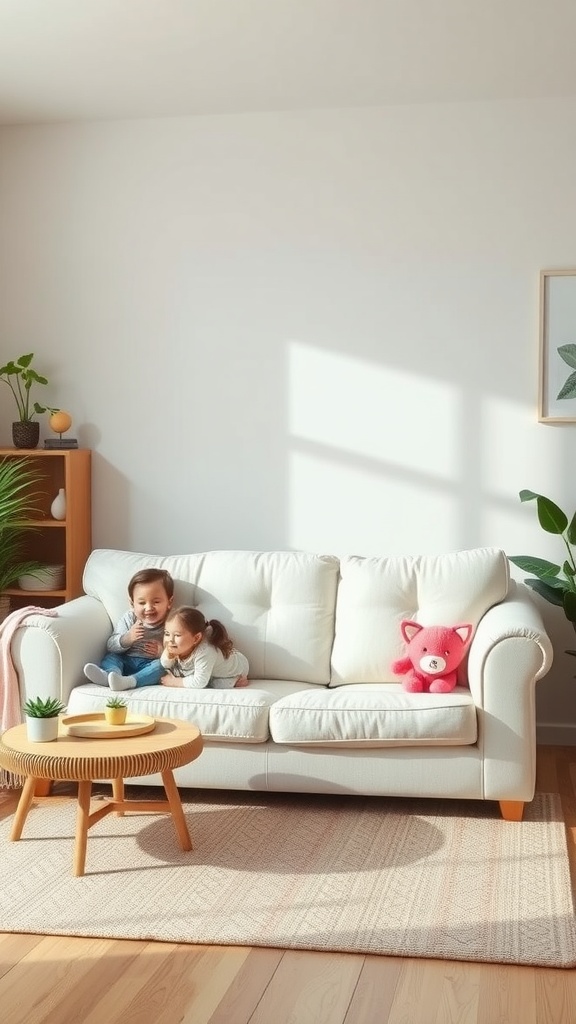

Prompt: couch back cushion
xmin=83 ymin=549 xmax=340 ymax=684
xmin=330 ymin=547 xmax=509 ymax=686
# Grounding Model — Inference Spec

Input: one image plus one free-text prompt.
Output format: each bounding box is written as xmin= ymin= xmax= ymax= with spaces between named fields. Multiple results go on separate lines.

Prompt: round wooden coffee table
xmin=0 ymin=716 xmax=203 ymax=876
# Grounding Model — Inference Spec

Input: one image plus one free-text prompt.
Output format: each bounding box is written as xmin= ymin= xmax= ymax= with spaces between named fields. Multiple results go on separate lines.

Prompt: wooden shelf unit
xmin=0 ymin=447 xmax=92 ymax=610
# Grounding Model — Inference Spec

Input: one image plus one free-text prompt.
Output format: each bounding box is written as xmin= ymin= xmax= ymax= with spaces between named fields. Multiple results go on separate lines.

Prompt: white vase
xmin=50 ymin=488 xmax=66 ymax=520
xmin=25 ymin=716 xmax=59 ymax=742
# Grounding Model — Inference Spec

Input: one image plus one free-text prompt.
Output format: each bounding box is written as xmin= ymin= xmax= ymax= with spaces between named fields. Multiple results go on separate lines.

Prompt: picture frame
xmin=538 ymin=268 xmax=576 ymax=423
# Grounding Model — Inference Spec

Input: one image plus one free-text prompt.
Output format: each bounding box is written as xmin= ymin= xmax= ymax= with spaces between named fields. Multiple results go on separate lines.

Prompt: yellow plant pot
xmin=104 ymin=706 xmax=127 ymax=726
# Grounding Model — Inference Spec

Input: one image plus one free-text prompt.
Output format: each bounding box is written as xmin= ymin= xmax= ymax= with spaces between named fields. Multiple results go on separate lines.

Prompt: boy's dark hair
xmin=128 ymin=568 xmax=174 ymax=599
xmin=167 ymin=605 xmax=233 ymax=658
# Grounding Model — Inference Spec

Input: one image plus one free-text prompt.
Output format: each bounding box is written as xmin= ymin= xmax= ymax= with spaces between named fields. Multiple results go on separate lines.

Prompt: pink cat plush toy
xmin=392 ymin=620 xmax=473 ymax=693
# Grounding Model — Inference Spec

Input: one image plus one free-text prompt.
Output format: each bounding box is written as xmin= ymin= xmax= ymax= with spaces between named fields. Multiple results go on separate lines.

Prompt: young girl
xmin=160 ymin=606 xmax=250 ymax=689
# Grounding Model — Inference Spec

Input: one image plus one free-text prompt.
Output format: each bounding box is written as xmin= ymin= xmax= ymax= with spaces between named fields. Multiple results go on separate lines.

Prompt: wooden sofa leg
xmin=499 ymin=800 xmax=524 ymax=821
xmin=34 ymin=779 xmax=52 ymax=797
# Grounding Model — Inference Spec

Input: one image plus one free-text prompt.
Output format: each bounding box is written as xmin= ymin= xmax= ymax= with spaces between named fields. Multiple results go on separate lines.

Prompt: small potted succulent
xmin=0 ymin=352 xmax=59 ymax=449
xmin=23 ymin=695 xmax=67 ymax=742
xmin=104 ymin=696 xmax=128 ymax=726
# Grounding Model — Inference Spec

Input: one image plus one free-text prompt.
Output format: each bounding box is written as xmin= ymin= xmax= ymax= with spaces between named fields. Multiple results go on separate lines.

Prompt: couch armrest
xmin=467 ymin=581 xmax=553 ymax=801
xmin=12 ymin=596 xmax=112 ymax=706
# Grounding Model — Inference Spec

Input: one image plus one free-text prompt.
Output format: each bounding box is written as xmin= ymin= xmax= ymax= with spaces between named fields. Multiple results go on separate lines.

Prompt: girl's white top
xmin=160 ymin=639 xmax=248 ymax=688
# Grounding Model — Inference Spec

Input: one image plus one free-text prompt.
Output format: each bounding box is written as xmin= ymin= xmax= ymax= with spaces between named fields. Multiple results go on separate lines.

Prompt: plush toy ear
xmin=400 ymin=620 xmax=422 ymax=643
xmin=454 ymin=624 xmax=473 ymax=645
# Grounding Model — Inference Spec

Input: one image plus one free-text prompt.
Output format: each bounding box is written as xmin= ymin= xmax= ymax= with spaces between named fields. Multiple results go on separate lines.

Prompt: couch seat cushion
xmin=269 ymin=684 xmax=477 ymax=748
xmin=65 ymin=680 xmax=322 ymax=744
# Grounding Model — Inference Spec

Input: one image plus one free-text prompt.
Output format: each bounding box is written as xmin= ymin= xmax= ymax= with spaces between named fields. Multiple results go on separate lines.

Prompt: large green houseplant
xmin=0 ymin=352 xmax=58 ymax=448
xmin=509 ymin=490 xmax=576 ymax=647
xmin=0 ymin=457 xmax=46 ymax=597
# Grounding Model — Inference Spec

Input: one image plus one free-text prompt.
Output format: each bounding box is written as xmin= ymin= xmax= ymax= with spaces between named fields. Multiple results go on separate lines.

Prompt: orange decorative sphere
xmin=49 ymin=411 xmax=72 ymax=434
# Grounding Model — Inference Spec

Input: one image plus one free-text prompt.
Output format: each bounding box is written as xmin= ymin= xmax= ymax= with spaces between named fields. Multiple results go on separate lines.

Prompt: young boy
xmin=83 ymin=567 xmax=174 ymax=691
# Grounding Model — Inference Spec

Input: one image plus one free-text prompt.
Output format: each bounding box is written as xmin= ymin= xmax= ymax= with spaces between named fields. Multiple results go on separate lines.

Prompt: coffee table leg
xmin=74 ymin=779 xmax=92 ymax=877
xmin=112 ymin=777 xmax=124 ymax=814
xmin=161 ymin=769 xmax=192 ymax=851
xmin=10 ymin=775 xmax=38 ymax=841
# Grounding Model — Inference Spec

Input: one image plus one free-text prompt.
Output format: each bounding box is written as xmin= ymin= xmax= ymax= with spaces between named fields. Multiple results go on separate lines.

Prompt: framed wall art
xmin=539 ymin=268 xmax=576 ymax=423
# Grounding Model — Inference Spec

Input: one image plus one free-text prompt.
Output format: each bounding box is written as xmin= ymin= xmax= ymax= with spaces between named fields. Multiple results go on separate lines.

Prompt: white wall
xmin=1 ymin=98 xmax=576 ymax=737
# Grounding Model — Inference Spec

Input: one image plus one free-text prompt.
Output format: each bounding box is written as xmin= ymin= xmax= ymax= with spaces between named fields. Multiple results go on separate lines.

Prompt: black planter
xmin=12 ymin=421 xmax=40 ymax=449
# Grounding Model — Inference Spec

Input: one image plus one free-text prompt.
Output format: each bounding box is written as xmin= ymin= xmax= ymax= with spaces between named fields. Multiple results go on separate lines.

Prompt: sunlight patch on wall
xmin=481 ymin=393 xmax=564 ymax=557
xmin=482 ymin=394 xmax=559 ymax=498
xmin=288 ymin=341 xmax=459 ymax=477
xmin=288 ymin=451 xmax=457 ymax=555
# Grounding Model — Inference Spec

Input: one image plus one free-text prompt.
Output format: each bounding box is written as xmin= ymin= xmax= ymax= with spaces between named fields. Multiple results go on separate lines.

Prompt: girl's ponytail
xmin=206 ymin=618 xmax=233 ymax=658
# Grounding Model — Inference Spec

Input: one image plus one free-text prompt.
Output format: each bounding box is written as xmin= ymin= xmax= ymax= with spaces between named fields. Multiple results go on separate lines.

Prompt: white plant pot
xmin=26 ymin=715 xmax=59 ymax=742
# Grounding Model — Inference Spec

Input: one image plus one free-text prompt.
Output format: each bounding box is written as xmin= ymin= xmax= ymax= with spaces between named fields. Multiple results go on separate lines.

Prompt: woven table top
xmin=0 ymin=717 xmax=203 ymax=781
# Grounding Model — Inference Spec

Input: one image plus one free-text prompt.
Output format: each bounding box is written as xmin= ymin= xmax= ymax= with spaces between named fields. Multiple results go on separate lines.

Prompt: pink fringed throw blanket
xmin=0 ymin=605 xmax=58 ymax=788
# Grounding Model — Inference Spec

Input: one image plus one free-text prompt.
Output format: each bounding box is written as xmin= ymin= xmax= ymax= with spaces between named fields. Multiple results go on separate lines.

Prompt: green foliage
xmin=0 ymin=457 xmax=46 ymax=592
xmin=23 ymin=696 xmax=67 ymax=718
xmin=0 ymin=353 xmax=59 ymax=422
xmin=105 ymin=696 xmax=127 ymax=709
xmin=509 ymin=490 xmax=576 ymax=631
xmin=557 ymin=345 xmax=576 ymax=401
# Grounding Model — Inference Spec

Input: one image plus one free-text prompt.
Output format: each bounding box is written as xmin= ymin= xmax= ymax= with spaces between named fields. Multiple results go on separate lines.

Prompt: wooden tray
xmin=61 ymin=713 xmax=156 ymax=739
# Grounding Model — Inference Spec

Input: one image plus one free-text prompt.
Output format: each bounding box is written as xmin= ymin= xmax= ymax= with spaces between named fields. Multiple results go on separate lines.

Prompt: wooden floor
xmin=1 ymin=745 xmax=575 ymax=1024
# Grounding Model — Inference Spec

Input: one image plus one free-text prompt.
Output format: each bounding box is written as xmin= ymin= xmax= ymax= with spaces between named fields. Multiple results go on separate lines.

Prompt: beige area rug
xmin=1 ymin=788 xmax=575 ymax=967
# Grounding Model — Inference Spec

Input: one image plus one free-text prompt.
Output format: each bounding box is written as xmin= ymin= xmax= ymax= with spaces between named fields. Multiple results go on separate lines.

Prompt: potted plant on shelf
xmin=509 ymin=489 xmax=576 ymax=655
xmin=0 ymin=352 xmax=59 ymax=449
xmin=0 ymin=456 xmax=47 ymax=617
xmin=104 ymin=696 xmax=128 ymax=726
xmin=23 ymin=696 xmax=67 ymax=742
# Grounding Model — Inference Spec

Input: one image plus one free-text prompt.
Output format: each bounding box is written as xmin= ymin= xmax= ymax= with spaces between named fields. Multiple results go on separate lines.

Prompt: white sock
xmin=84 ymin=663 xmax=108 ymax=686
xmin=108 ymin=671 xmax=136 ymax=692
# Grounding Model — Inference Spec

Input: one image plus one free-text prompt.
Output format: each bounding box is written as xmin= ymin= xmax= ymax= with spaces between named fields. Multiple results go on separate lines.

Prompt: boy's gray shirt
xmin=106 ymin=610 xmax=166 ymax=658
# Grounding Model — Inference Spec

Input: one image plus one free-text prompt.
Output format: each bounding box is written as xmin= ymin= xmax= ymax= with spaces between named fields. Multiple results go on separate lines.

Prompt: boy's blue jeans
xmin=100 ymin=653 xmax=163 ymax=688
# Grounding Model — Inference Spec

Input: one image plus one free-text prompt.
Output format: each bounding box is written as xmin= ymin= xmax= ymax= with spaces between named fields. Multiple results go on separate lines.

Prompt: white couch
xmin=11 ymin=546 xmax=553 ymax=819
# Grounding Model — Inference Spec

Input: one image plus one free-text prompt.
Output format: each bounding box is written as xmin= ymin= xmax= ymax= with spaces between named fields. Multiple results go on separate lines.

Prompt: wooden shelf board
xmin=3 ymin=588 xmax=66 ymax=597
xmin=20 ymin=519 xmax=67 ymax=527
